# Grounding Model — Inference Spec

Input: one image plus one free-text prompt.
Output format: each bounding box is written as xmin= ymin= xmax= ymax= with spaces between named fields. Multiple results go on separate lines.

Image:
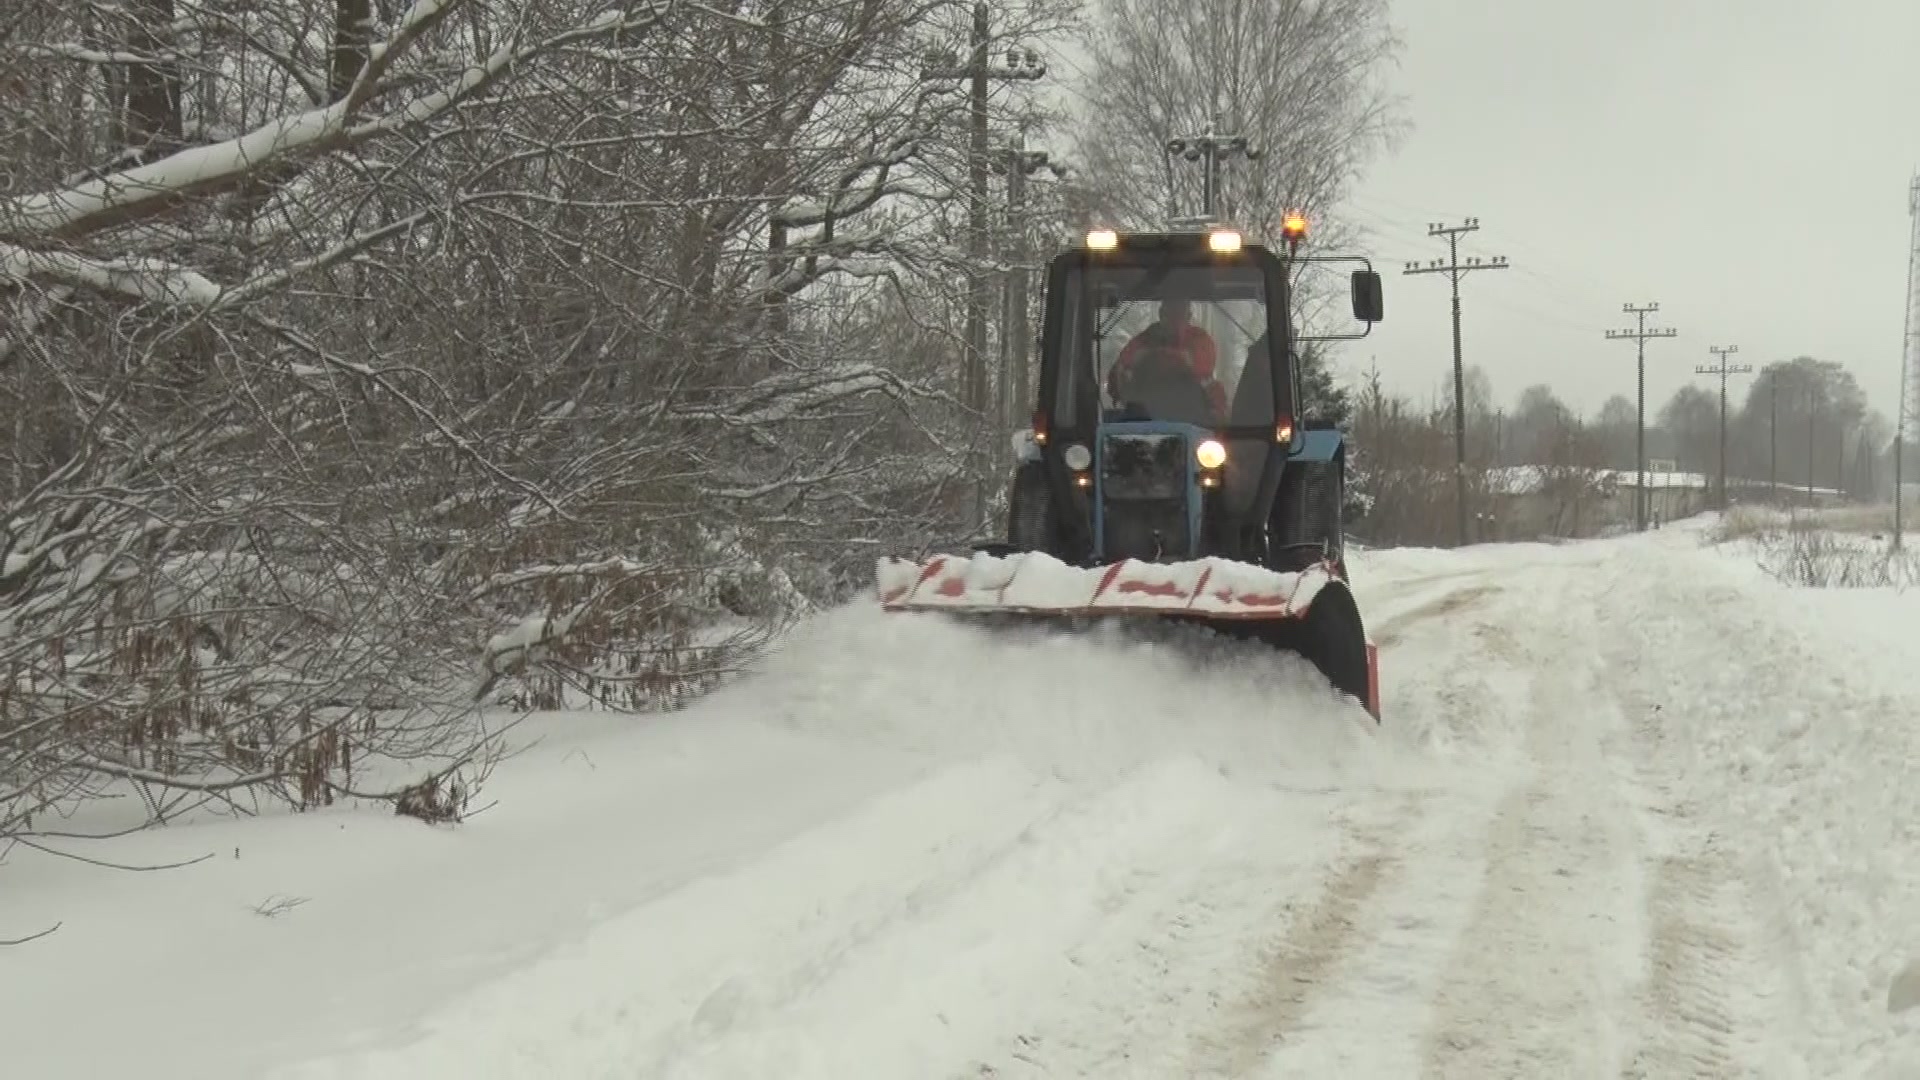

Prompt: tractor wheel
xmin=1005 ymin=462 xmax=1058 ymax=553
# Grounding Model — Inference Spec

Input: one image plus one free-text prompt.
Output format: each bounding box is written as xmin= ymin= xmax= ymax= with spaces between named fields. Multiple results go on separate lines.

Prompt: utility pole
xmin=992 ymin=127 xmax=1065 ymax=442
xmin=1838 ymin=422 xmax=1848 ymax=498
xmin=919 ymin=3 xmax=1045 ymax=524
xmin=1806 ymin=377 xmax=1817 ymax=503
xmin=1605 ymin=303 xmax=1678 ymax=530
xmin=1769 ymin=373 xmax=1778 ymax=501
xmin=1403 ymin=218 xmax=1510 ymax=547
xmin=1696 ymin=345 xmax=1751 ymax=510
xmin=1166 ymin=115 xmax=1261 ymax=222
xmin=1896 ymin=174 xmax=1920 ymax=548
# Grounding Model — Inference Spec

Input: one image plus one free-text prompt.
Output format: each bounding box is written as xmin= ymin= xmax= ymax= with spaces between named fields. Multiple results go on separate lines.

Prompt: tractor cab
xmin=1039 ymin=228 xmax=1292 ymax=443
xmin=1009 ymin=224 xmax=1382 ymax=571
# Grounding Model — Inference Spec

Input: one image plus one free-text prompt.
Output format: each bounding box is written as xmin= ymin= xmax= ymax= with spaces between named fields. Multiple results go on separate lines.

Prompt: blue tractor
xmin=877 ymin=220 xmax=1385 ymax=720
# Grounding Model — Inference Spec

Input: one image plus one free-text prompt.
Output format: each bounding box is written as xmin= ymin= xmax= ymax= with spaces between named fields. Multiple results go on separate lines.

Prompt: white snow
xmin=9 ymin=513 xmax=1920 ymax=1078
xmin=877 ymin=550 xmax=1333 ymax=617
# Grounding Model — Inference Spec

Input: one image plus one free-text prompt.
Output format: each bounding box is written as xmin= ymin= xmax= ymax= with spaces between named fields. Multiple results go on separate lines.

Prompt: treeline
xmin=1321 ymin=353 xmax=1894 ymax=548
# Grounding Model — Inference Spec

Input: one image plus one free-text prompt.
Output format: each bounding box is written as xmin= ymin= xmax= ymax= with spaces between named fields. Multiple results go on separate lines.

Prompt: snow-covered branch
xmin=674 ymin=363 xmax=918 ymax=427
xmin=0 ymin=241 xmax=223 ymax=305
xmin=0 ymin=0 xmax=669 ymax=243
xmin=771 ymin=130 xmax=926 ymax=230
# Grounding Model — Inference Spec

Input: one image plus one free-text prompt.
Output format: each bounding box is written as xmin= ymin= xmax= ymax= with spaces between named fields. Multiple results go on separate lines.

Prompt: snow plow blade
xmin=875 ymin=551 xmax=1380 ymax=721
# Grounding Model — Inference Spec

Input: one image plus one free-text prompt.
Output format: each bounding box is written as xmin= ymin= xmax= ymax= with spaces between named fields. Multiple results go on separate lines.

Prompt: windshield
xmin=1051 ymin=260 xmax=1280 ymax=431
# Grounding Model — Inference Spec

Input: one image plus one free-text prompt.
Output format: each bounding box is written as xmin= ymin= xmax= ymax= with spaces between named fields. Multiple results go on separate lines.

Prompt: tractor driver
xmin=1105 ymin=298 xmax=1229 ymax=421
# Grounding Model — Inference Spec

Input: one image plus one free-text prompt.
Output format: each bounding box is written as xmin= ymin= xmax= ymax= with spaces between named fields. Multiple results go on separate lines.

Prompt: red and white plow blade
xmin=875 ymin=551 xmax=1334 ymax=619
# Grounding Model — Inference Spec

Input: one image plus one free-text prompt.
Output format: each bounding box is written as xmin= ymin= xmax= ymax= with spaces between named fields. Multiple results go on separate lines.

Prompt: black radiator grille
xmin=1100 ymin=433 xmax=1185 ymax=500
xmin=1103 ymin=502 xmax=1190 ymax=562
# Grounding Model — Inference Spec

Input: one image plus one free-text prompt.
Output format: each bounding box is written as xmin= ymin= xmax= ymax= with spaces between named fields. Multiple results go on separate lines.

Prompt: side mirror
xmin=1350 ymin=270 xmax=1384 ymax=323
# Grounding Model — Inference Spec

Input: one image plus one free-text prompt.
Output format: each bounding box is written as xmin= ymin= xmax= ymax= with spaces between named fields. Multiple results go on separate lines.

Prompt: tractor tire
xmin=1005 ymin=462 xmax=1058 ymax=553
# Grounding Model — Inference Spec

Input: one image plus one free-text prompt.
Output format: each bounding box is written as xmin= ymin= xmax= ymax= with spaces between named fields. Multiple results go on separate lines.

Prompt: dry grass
xmin=1720 ymin=511 xmax=1920 ymax=589
xmin=1713 ymin=501 xmax=1917 ymax=544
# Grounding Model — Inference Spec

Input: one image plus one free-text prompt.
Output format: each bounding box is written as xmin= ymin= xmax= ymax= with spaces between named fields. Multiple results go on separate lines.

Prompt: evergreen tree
xmin=1297 ymin=341 xmax=1372 ymax=524
xmin=1297 ymin=339 xmax=1354 ymax=426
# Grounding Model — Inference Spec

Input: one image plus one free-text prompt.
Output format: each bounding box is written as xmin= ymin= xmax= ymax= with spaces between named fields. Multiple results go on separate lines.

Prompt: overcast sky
xmin=1047 ymin=0 xmax=1920 ymax=423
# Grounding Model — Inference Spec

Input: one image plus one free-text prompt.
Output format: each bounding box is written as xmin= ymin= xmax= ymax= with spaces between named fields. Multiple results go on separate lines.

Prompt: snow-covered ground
xmin=9 ymin=516 xmax=1920 ymax=1078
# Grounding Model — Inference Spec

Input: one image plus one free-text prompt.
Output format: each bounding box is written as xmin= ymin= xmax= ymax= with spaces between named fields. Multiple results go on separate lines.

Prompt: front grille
xmin=1103 ymin=501 xmax=1190 ymax=562
xmin=1101 ymin=433 xmax=1185 ymax=500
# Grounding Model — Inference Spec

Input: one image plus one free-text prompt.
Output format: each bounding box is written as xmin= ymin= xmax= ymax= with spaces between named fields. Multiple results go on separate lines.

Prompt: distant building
xmin=1482 ymin=465 xmax=1846 ymax=540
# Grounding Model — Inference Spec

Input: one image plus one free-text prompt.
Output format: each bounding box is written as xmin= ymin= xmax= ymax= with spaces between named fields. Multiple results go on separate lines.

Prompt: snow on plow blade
xmin=874 ymin=551 xmax=1332 ymax=619
xmin=875 ymin=550 xmax=1382 ymax=722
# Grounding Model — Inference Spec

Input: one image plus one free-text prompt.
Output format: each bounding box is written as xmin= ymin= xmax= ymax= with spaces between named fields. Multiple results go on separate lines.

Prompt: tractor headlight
xmin=1195 ymin=439 xmax=1227 ymax=470
xmin=1063 ymin=443 xmax=1091 ymax=471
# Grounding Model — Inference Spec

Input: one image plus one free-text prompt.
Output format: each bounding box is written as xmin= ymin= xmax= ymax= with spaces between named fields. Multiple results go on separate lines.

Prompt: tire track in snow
xmin=1614 ymin=709 xmax=1796 ymax=1078
xmin=1176 ymin=571 xmax=1553 ymax=1073
xmin=1357 ymin=570 xmax=1537 ymax=755
xmin=1621 ymin=847 xmax=1749 ymax=1078
xmin=955 ymin=791 xmax=1416 ymax=1080
xmin=1592 ymin=551 xmax=1815 ymax=1078
xmin=1185 ymin=799 xmax=1414 ymax=1077
xmin=1230 ymin=559 xmax=1653 ymax=1075
xmin=1187 ymin=573 xmax=1544 ymax=1075
xmin=1216 ymin=783 xmax=1506 ymax=1076
xmin=1368 ymin=582 xmax=1498 ymax=648
xmin=1412 ymin=581 xmax=1649 ymax=1078
xmin=1612 ymin=714 xmax=1762 ymax=1080
xmin=656 ymin=756 xmax=1385 ymax=1080
xmin=1611 ymin=745 xmax=1801 ymax=1078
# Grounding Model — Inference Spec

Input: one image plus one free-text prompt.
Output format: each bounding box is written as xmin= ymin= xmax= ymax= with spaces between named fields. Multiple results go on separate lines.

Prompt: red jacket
xmin=1108 ymin=323 xmax=1228 ymax=417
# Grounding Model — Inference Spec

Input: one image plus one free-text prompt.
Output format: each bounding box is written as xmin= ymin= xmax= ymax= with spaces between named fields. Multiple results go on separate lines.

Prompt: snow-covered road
xmin=10 ymin=521 xmax=1920 ymax=1078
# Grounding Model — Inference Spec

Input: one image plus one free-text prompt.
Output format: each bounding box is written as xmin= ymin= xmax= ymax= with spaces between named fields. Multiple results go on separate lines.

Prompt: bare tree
xmin=1070 ymin=0 xmax=1402 ymax=244
xmin=1730 ymin=357 xmax=1867 ymax=496
xmin=1506 ymin=383 xmax=1571 ymax=464
xmin=1594 ymin=393 xmax=1637 ymax=470
xmin=0 ymin=0 xmax=1057 ymax=854
xmin=1349 ymin=364 xmax=1492 ymax=545
xmin=1530 ymin=412 xmax=1615 ymax=537
xmin=1656 ymin=384 xmax=1717 ymax=475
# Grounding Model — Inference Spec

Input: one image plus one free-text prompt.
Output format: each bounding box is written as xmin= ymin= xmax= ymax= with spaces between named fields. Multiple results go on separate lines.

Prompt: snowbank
xmin=1602 ymin=526 xmax=1920 ymax=1073
xmin=4 ymin=596 xmax=1406 ymax=1079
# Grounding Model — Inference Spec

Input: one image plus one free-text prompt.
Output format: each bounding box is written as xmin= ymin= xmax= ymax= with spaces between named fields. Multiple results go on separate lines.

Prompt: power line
xmin=1403 ymin=218 xmax=1510 ymax=547
xmin=1696 ymin=345 xmax=1752 ymax=511
xmin=1605 ymin=303 xmax=1678 ymax=531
